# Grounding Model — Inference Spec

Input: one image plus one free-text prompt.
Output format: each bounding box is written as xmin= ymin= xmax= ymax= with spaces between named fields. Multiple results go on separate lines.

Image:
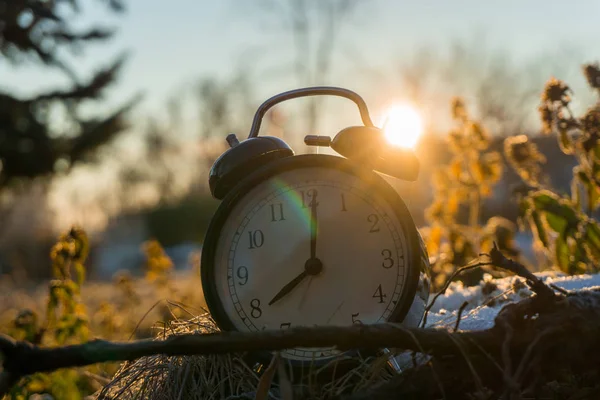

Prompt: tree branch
xmin=0 ymin=325 xmax=494 ymax=397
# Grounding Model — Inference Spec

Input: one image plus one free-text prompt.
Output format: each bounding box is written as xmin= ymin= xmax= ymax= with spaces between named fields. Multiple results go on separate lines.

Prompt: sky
xmin=2 ymin=0 xmax=600 ymax=231
xmin=2 ymin=0 xmax=599 ymax=119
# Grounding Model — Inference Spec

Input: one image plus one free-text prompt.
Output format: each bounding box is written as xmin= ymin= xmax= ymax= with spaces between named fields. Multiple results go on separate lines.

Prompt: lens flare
xmin=381 ymin=104 xmax=424 ymax=148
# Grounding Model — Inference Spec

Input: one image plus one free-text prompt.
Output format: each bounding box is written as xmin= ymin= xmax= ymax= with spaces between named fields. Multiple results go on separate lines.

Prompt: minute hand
xmin=309 ymin=192 xmax=318 ymax=259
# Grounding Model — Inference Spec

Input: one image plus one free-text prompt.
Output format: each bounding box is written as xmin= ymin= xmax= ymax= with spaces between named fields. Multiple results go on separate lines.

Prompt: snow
xmin=424 ymin=272 xmax=600 ymax=331
xmin=389 ymin=271 xmax=600 ymax=372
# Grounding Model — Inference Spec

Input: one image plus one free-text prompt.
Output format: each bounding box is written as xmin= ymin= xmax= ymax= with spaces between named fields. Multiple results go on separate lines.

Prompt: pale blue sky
xmin=1 ymin=0 xmax=599 ymax=135
xmin=2 ymin=1 xmax=599 ymax=98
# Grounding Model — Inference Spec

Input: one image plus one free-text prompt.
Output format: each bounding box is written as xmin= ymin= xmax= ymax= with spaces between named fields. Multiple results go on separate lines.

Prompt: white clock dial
xmin=212 ymin=166 xmax=408 ymax=361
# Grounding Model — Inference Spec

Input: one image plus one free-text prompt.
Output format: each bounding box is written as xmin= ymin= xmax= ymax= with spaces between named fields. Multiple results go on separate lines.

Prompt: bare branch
xmin=0 ymin=325 xmax=493 ymax=397
xmin=488 ymin=243 xmax=556 ymax=301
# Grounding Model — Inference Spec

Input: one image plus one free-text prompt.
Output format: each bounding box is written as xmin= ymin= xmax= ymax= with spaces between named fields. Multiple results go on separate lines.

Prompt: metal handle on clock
xmin=247 ymin=86 xmax=375 ymax=139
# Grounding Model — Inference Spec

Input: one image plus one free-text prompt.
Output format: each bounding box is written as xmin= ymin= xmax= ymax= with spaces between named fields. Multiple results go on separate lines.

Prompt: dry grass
xmin=95 ymin=313 xmax=400 ymax=400
xmin=0 ymin=271 xmax=206 ymax=340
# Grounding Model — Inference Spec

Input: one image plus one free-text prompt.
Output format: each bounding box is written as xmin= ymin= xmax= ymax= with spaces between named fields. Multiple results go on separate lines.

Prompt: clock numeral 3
xmin=372 ymin=284 xmax=387 ymax=304
xmin=368 ymin=214 xmax=380 ymax=232
xmin=250 ymin=298 xmax=262 ymax=318
xmin=300 ymin=189 xmax=319 ymax=209
xmin=381 ymin=249 xmax=394 ymax=269
xmin=270 ymin=203 xmax=285 ymax=222
xmin=236 ymin=266 xmax=248 ymax=285
xmin=351 ymin=313 xmax=363 ymax=325
xmin=248 ymin=230 xmax=264 ymax=249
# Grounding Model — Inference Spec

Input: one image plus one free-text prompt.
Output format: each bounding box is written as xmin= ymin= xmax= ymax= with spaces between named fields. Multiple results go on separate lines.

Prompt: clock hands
xmin=309 ymin=189 xmax=318 ymax=259
xmin=268 ymin=270 xmax=307 ymax=306
xmin=269 ymin=190 xmax=323 ymax=306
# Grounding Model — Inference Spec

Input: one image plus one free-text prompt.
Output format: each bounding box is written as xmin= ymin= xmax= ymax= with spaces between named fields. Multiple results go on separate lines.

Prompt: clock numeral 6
xmin=351 ymin=313 xmax=363 ymax=325
xmin=250 ymin=298 xmax=262 ymax=318
xmin=248 ymin=230 xmax=264 ymax=249
xmin=381 ymin=249 xmax=394 ymax=269
xmin=372 ymin=284 xmax=387 ymax=304
xmin=236 ymin=266 xmax=248 ymax=286
xmin=280 ymin=322 xmax=291 ymax=329
xmin=368 ymin=214 xmax=380 ymax=233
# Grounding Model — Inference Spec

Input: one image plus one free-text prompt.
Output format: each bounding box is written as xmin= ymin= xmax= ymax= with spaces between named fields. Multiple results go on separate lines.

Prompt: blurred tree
xmin=249 ymin=0 xmax=366 ymax=142
xmin=396 ymin=39 xmax=581 ymax=137
xmin=0 ymin=0 xmax=138 ymax=191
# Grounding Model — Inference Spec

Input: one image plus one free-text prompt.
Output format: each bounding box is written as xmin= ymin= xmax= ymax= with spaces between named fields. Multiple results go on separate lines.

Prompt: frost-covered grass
xmin=426 ymin=271 xmax=600 ymax=331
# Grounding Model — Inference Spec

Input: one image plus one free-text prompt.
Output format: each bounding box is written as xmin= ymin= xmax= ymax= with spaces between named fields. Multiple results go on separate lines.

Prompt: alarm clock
xmin=201 ymin=87 xmax=431 ymax=368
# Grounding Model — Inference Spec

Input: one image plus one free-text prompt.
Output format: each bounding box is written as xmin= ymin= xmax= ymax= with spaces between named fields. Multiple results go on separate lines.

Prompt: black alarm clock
xmin=201 ymin=87 xmax=430 ymax=367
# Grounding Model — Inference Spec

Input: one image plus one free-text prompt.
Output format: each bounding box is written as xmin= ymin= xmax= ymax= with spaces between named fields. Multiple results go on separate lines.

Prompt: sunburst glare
xmin=380 ymin=104 xmax=424 ymax=148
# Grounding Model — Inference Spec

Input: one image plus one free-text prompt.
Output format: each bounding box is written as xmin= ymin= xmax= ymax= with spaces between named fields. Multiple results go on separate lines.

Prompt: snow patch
xmin=424 ymin=272 xmax=600 ymax=331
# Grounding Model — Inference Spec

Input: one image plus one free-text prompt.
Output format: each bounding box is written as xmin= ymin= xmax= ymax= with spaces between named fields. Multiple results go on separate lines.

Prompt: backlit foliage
xmin=7 ymin=228 xmax=92 ymax=399
xmin=506 ymin=64 xmax=600 ymax=274
xmin=143 ymin=239 xmax=174 ymax=285
xmin=2 ymin=228 xmax=202 ymax=399
xmin=423 ymin=98 xmax=521 ymax=289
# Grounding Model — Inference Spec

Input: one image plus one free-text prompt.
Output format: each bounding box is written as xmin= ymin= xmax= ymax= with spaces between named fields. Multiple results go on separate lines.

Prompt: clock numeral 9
xmin=248 ymin=230 xmax=264 ymax=249
xmin=300 ymin=188 xmax=319 ymax=208
xmin=372 ymin=284 xmax=387 ymax=304
xmin=381 ymin=249 xmax=394 ymax=269
xmin=236 ymin=266 xmax=248 ymax=285
xmin=250 ymin=298 xmax=262 ymax=318
xmin=368 ymin=214 xmax=380 ymax=232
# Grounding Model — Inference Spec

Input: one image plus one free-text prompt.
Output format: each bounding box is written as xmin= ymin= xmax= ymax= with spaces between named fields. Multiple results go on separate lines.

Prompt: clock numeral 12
xmin=372 ymin=284 xmax=387 ymax=304
xmin=248 ymin=230 xmax=264 ymax=249
xmin=340 ymin=193 xmax=347 ymax=211
xmin=270 ymin=203 xmax=285 ymax=222
xmin=300 ymin=189 xmax=318 ymax=208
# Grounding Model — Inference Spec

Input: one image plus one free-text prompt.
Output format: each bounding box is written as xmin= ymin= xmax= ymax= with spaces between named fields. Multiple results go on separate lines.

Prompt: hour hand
xmin=268 ymin=270 xmax=307 ymax=306
xmin=269 ymin=257 xmax=323 ymax=306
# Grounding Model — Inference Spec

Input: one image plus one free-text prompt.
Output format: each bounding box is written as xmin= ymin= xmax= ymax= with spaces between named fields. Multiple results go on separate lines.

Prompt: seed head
xmin=542 ymin=77 xmax=571 ymax=105
xmin=583 ymin=63 xmax=600 ymax=90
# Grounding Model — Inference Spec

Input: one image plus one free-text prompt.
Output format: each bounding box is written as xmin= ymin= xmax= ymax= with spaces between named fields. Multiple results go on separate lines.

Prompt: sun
xmin=380 ymin=104 xmax=424 ymax=148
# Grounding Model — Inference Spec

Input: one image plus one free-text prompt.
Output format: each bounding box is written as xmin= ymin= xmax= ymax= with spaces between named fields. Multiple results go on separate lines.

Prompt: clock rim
xmin=200 ymin=153 xmax=424 ymax=366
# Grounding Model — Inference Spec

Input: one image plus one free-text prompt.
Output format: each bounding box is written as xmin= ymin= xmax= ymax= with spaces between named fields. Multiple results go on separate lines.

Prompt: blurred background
xmin=1 ymin=0 xmax=599 ymax=283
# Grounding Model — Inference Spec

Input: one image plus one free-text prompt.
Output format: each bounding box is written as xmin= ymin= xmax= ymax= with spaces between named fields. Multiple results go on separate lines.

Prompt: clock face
xmin=209 ymin=164 xmax=410 ymax=362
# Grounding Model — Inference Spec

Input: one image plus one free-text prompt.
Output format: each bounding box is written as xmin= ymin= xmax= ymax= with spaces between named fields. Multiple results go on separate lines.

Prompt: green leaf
xmin=587 ymin=221 xmax=600 ymax=249
xmin=558 ymin=130 xmax=574 ymax=154
xmin=577 ymin=168 xmax=592 ymax=185
xmin=531 ymin=190 xmax=561 ymax=210
xmin=545 ymin=212 xmax=568 ymax=234
xmin=530 ymin=190 xmax=579 ymax=234
xmin=530 ymin=210 xmax=549 ymax=248
xmin=555 ymin=236 xmax=570 ymax=273
xmin=583 ymin=222 xmax=600 ymax=262
xmin=74 ymin=262 xmax=86 ymax=287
